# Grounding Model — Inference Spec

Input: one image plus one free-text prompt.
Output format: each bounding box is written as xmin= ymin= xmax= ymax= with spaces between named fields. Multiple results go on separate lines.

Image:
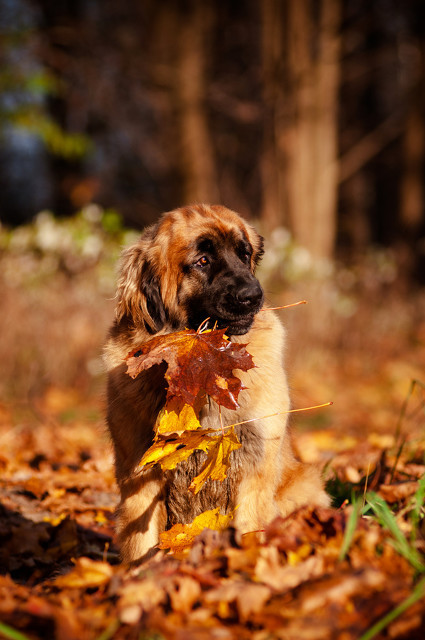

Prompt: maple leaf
xmin=158 ymin=507 xmax=236 ymax=552
xmin=126 ymin=327 xmax=254 ymax=410
xmin=189 ymin=427 xmax=242 ymax=494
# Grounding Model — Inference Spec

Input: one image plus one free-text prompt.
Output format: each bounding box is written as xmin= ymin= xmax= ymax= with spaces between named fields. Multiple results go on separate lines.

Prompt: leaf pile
xmin=1 ymin=382 xmax=425 ymax=639
xmin=1 ymin=318 xmax=425 ymax=639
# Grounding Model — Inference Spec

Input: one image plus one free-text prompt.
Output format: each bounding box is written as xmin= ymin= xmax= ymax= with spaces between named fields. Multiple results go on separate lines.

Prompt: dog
xmin=104 ymin=204 xmax=329 ymax=564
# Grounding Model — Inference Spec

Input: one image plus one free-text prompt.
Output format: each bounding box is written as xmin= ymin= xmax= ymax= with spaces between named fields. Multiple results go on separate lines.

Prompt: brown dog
xmin=104 ymin=204 xmax=329 ymax=563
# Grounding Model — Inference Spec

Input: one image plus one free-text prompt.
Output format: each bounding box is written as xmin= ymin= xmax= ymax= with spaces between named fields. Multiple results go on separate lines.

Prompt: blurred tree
xmin=261 ymin=0 xmax=285 ymax=231
xmin=174 ymin=0 xmax=219 ymax=204
xmin=0 ymin=0 xmax=424 ymax=282
xmin=399 ymin=5 xmax=425 ymax=279
xmin=261 ymin=0 xmax=341 ymax=261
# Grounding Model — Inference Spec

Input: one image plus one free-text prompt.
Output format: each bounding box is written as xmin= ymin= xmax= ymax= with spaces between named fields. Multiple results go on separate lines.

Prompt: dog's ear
xmin=140 ymin=261 xmax=167 ymax=332
xmin=253 ymin=234 xmax=264 ymax=267
xmin=115 ymin=241 xmax=166 ymax=332
xmin=248 ymin=230 xmax=264 ymax=271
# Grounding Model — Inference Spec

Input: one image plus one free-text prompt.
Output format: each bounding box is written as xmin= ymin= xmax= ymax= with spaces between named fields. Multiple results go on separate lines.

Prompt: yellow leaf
xmin=140 ymin=430 xmax=211 ymax=470
xmin=156 ymin=402 xmax=202 ymax=435
xmin=42 ymin=512 xmax=67 ymax=526
xmin=188 ymin=427 xmax=241 ymax=494
xmin=94 ymin=510 xmax=109 ymax=524
xmin=159 ymin=507 xmax=236 ymax=552
xmin=54 ymin=557 xmax=112 ymax=588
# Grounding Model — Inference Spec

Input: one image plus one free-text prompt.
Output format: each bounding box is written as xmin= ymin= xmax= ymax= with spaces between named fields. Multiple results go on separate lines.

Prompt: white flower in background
xmin=290 ymin=246 xmax=312 ymax=276
xmin=82 ymin=234 xmax=103 ymax=259
xmin=270 ymin=227 xmax=291 ymax=248
xmin=82 ymin=204 xmax=103 ymax=223
xmin=35 ymin=211 xmax=72 ymax=253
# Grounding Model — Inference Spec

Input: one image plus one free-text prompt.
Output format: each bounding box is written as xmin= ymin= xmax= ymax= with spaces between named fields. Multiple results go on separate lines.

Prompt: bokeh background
xmin=1 ymin=0 xmax=424 ymax=445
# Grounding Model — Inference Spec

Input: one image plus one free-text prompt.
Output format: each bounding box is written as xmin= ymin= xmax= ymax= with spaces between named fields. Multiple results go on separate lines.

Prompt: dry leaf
xmin=53 ymin=557 xmax=113 ymax=589
xmin=159 ymin=507 xmax=235 ymax=552
xmin=126 ymin=327 xmax=254 ymax=410
xmin=118 ymin=578 xmax=169 ymax=625
xmin=139 ymin=430 xmax=212 ymax=470
xmin=156 ymin=401 xmax=203 ymax=435
xmin=166 ymin=576 xmax=202 ymax=614
xmin=378 ymin=482 xmax=419 ymax=503
xmin=140 ymin=426 xmax=241 ymax=491
xmin=204 ymin=581 xmax=271 ymax=622
xmin=188 ymin=427 xmax=242 ymax=494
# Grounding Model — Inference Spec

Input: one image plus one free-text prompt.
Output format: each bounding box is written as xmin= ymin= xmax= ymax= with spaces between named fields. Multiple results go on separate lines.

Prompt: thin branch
xmin=362 ymin=462 xmax=371 ymax=511
xmin=197 ymin=317 xmax=211 ymax=333
xmin=224 ymin=402 xmax=333 ymax=431
xmin=261 ymin=300 xmax=307 ymax=311
xmin=218 ymin=405 xmax=225 ymax=436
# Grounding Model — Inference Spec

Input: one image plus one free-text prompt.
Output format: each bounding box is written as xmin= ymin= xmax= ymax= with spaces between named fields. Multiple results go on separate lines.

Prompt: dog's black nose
xmin=236 ymin=281 xmax=263 ymax=309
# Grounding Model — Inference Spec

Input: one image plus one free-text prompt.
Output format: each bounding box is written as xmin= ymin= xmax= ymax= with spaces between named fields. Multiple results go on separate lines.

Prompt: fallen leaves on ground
xmin=1 ymin=333 xmax=425 ymax=640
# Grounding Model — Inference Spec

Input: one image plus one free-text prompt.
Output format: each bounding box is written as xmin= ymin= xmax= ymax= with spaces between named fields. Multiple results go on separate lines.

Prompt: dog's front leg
xmin=231 ymin=432 xmax=284 ymax=533
xmin=116 ymin=467 xmax=167 ymax=564
xmin=233 ymin=470 xmax=281 ymax=533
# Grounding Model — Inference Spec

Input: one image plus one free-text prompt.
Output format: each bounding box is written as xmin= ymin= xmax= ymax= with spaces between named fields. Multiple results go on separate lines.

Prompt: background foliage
xmin=1 ymin=0 xmax=425 ymax=278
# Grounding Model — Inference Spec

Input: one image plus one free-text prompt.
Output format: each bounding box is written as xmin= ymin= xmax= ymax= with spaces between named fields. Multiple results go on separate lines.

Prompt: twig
xmin=218 ymin=405 xmax=225 ymax=436
xmin=391 ymin=378 xmax=425 ymax=482
xmin=197 ymin=317 xmax=211 ymax=333
xmin=224 ymin=402 xmax=333 ymax=431
xmin=260 ymin=300 xmax=307 ymax=311
xmin=362 ymin=462 xmax=371 ymax=511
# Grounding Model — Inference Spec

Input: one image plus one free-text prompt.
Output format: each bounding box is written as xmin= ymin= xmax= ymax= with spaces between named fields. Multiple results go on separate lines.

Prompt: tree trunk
xmin=174 ymin=2 xmax=219 ymax=205
xmin=400 ymin=94 xmax=425 ymax=233
xmin=261 ymin=0 xmax=341 ymax=261
xmin=261 ymin=0 xmax=286 ymax=230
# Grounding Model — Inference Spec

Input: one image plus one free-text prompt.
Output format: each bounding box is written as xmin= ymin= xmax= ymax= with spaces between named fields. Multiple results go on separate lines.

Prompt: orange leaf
xmin=126 ymin=327 xmax=254 ymax=410
xmin=53 ymin=557 xmax=113 ymax=588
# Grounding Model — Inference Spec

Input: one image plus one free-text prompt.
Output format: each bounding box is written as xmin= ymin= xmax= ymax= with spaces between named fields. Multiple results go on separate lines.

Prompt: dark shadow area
xmin=0 ymin=503 xmax=119 ymax=584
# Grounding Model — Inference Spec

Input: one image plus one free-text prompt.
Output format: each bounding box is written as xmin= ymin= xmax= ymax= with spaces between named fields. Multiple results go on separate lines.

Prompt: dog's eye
xmin=195 ymin=256 xmax=210 ymax=268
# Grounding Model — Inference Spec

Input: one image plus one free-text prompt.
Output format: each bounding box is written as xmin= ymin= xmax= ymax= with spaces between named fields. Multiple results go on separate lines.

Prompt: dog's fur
xmin=104 ymin=204 xmax=329 ymax=564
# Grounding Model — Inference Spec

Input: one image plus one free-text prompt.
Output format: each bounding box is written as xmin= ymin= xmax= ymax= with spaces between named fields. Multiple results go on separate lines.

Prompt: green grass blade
xmin=359 ymin=575 xmax=425 ymax=640
xmin=95 ymin=620 xmax=121 ymax=640
xmin=339 ymin=497 xmax=362 ymax=562
xmin=366 ymin=492 xmax=425 ymax=573
xmin=0 ymin=622 xmax=31 ymax=640
xmin=410 ymin=471 xmax=425 ymax=539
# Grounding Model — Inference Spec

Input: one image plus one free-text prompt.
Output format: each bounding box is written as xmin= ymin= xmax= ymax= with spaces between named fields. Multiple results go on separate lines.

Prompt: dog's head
xmin=115 ymin=204 xmax=264 ymax=336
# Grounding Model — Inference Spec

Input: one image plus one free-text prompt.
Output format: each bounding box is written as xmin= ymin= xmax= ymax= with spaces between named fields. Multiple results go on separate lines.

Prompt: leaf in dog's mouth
xmin=126 ymin=327 xmax=255 ymax=411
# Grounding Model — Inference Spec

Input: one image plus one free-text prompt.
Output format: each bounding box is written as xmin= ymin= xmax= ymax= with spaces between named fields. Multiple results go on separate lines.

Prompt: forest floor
xmin=1 ymin=213 xmax=425 ymax=640
xmin=1 ymin=313 xmax=425 ymax=640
